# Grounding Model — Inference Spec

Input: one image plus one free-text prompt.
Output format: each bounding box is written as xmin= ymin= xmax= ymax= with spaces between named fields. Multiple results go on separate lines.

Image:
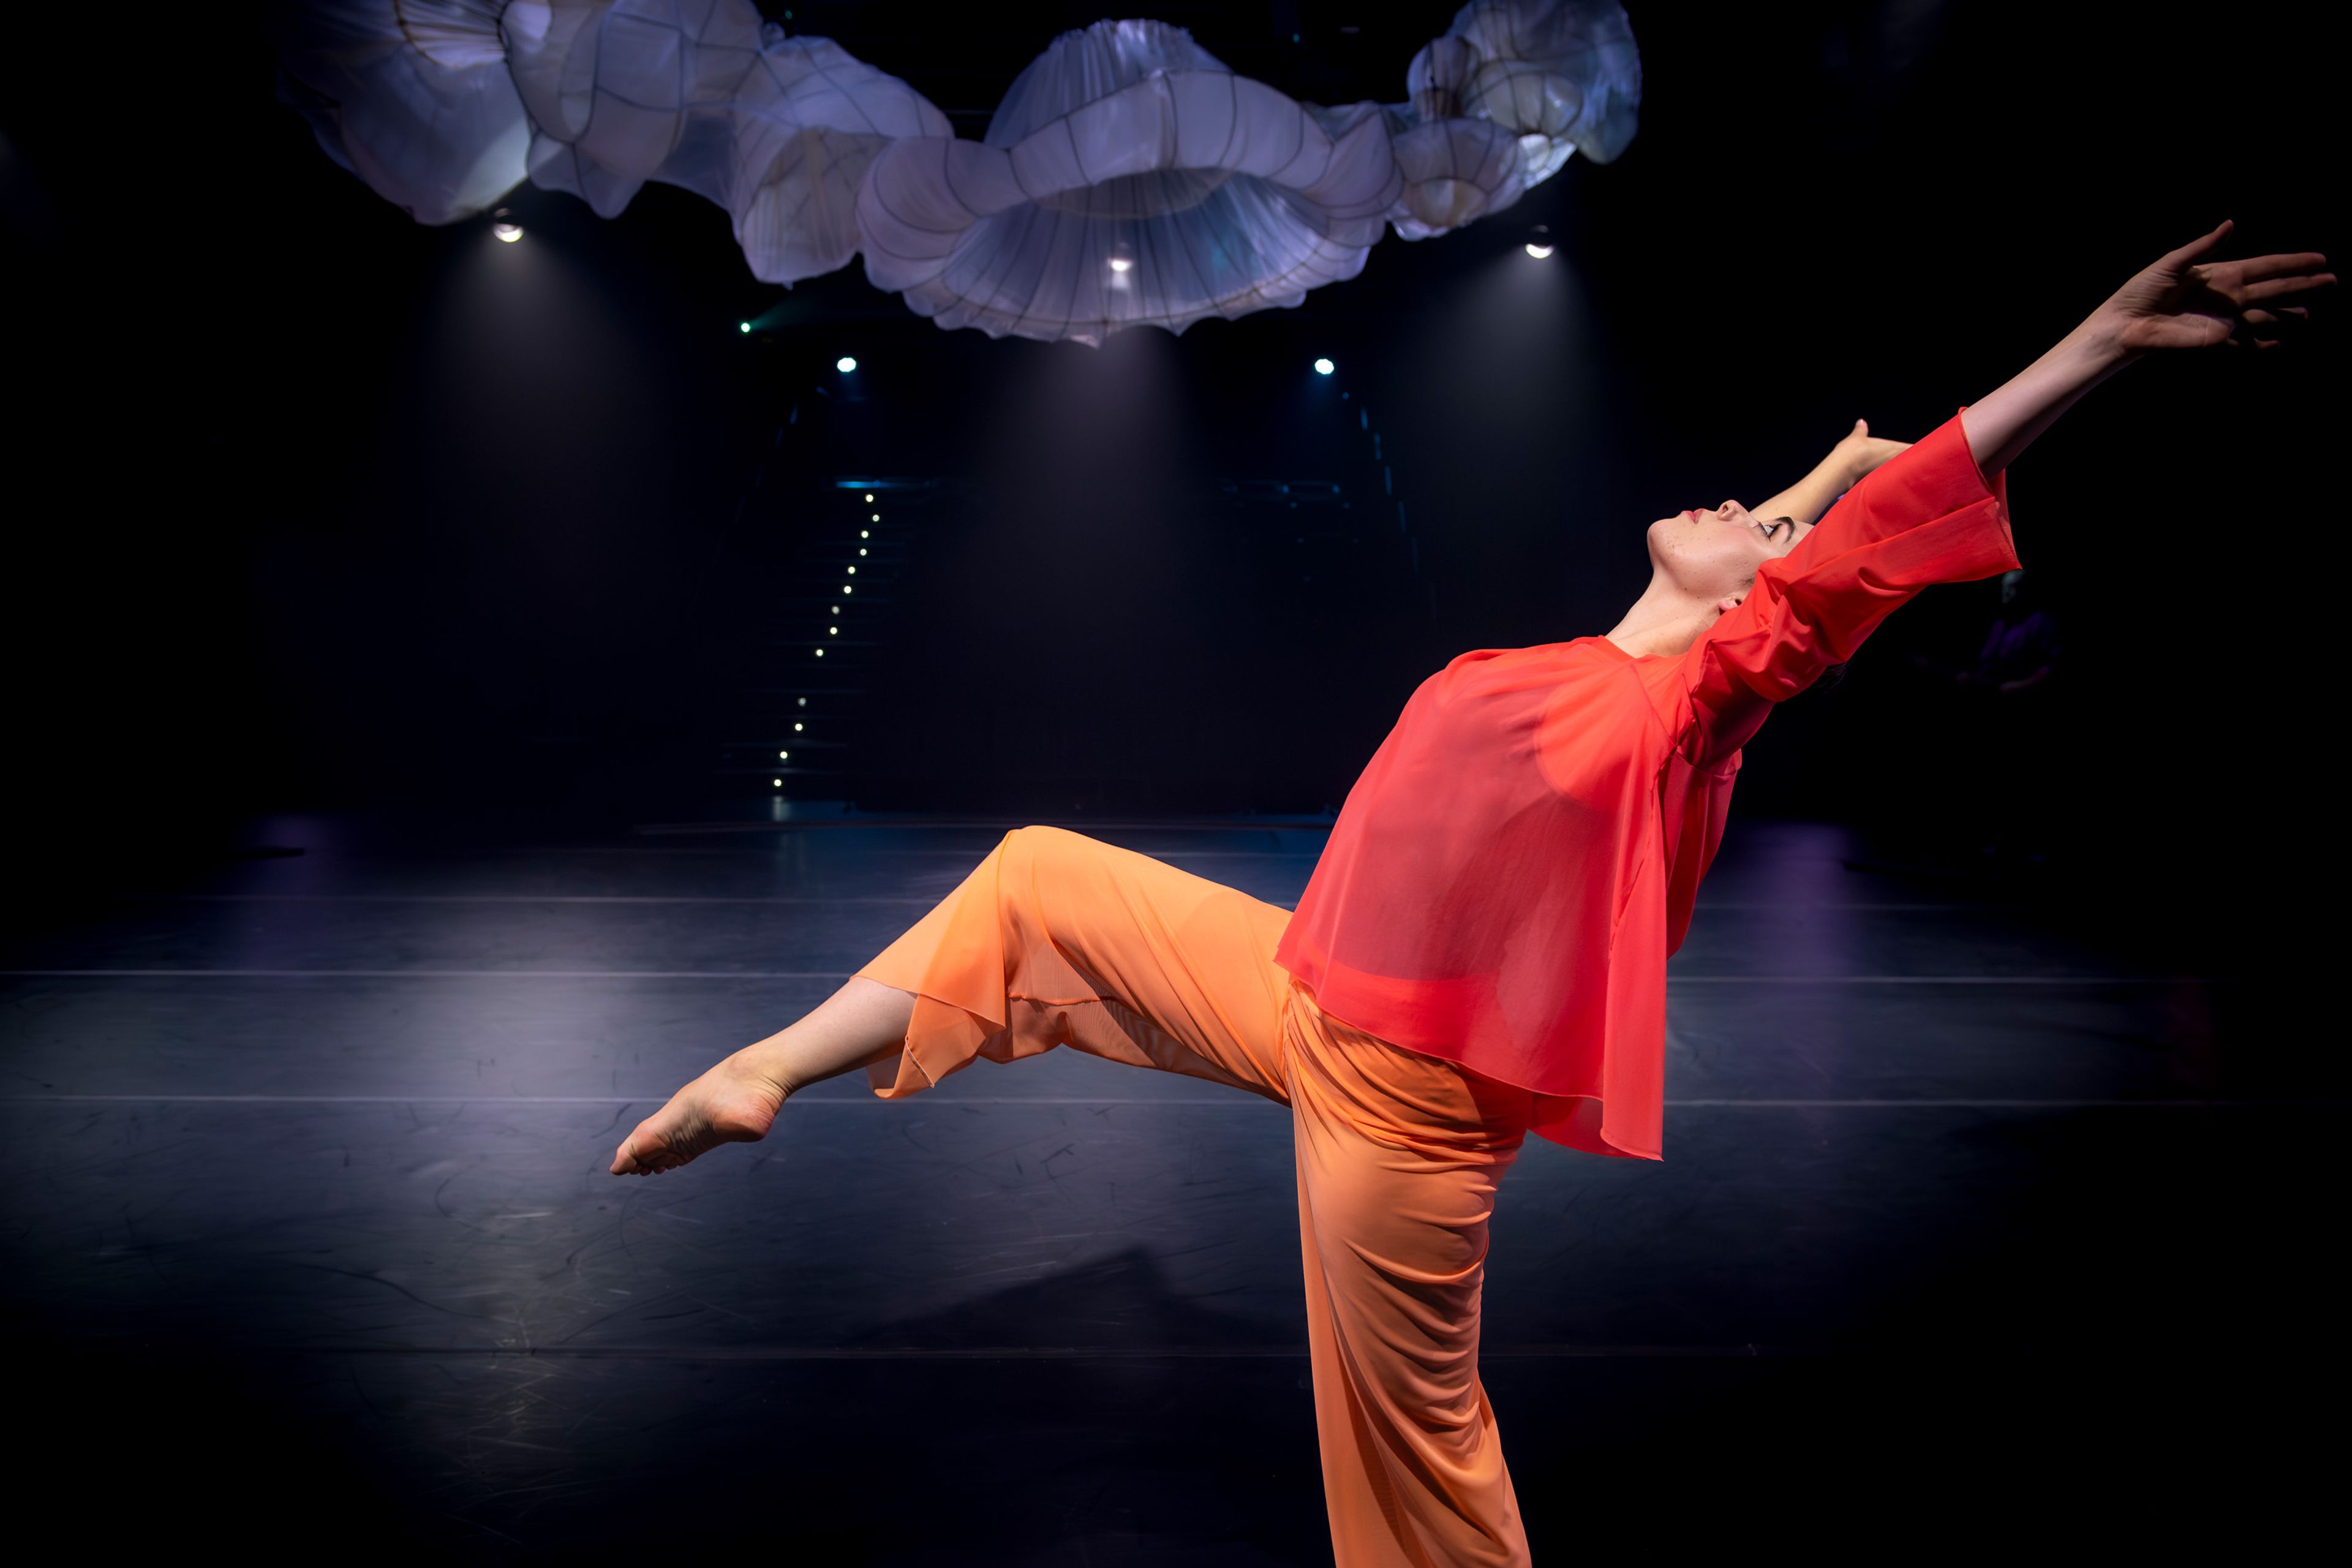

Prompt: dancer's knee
xmin=997 ymin=823 xmax=1098 ymax=880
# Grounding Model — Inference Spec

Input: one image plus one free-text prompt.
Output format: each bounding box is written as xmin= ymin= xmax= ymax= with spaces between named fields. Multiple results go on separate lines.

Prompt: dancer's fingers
xmin=2237 ymin=252 xmax=2329 ymax=284
xmin=2241 ymin=269 xmax=2336 ymax=301
xmin=2161 ymin=220 xmax=2233 ymax=266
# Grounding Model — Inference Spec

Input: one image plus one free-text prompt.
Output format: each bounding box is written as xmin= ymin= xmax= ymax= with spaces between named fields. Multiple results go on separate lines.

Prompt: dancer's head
xmin=1643 ymin=500 xmax=1812 ymax=614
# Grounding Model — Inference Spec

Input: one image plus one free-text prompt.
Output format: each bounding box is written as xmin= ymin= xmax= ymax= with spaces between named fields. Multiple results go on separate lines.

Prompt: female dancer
xmin=611 ymin=224 xmax=2327 ymax=1566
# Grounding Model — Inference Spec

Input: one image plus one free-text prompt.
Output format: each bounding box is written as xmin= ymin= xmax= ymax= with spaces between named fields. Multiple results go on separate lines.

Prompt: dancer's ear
xmin=1714 ymin=592 xmax=1746 ymax=619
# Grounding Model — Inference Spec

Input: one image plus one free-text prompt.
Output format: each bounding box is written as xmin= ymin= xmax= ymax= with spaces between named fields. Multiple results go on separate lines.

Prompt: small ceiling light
xmin=858 ymin=548 xmax=867 ymax=556
xmin=492 ymin=222 xmax=523 ymax=243
xmin=1524 ymin=243 xmax=1555 ymax=259
xmin=778 ymin=750 xmax=789 ymax=758
xmin=1107 ymin=256 xmax=1133 ymax=273
xmin=842 ymin=584 xmax=853 ymax=594
xmin=828 ymin=626 xmax=838 ymax=635
xmin=1313 ymin=357 xmax=1335 ymax=375
xmin=846 ymin=566 xmax=856 ymax=575
xmin=1525 ymin=223 xmax=1554 ymax=260
xmin=836 ymin=356 xmax=857 ymax=372
xmin=797 ymin=697 xmax=807 ymax=706
xmin=814 ymin=648 xmax=824 ymax=656
xmin=772 ymin=777 xmax=782 ymax=786
xmin=860 ymin=530 xmax=869 ymax=538
xmin=870 ymin=513 xmax=880 ymax=521
xmin=864 ymin=492 xmax=873 ymax=502
xmin=739 ymin=322 xmax=751 ymax=333
xmin=794 ymin=723 xmax=803 ymax=732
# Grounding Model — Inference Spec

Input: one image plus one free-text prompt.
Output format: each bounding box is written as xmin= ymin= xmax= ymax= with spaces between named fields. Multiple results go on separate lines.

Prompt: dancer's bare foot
xmin=610 ymin=1054 xmax=787 ymax=1175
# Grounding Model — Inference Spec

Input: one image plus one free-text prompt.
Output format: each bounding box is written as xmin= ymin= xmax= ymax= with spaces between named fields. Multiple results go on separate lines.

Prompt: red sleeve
xmin=1676 ymin=409 xmax=2021 ymax=762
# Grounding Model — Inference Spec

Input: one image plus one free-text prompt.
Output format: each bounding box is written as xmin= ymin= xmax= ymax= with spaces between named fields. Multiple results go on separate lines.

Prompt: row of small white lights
xmin=775 ymin=490 xmax=876 ymax=785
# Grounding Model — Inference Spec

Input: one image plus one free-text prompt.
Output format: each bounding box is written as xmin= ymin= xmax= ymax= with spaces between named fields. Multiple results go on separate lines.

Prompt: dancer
xmin=611 ymin=224 xmax=2327 ymax=1566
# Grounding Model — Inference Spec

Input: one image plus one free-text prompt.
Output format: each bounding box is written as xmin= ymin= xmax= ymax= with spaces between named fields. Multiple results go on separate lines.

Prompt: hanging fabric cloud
xmin=499 ymin=0 xmax=765 ymax=216
xmin=856 ymin=21 xmax=1400 ymax=345
xmin=1387 ymin=1 xmax=1642 ymax=241
xmin=725 ymin=37 xmax=956 ymax=287
xmin=271 ymin=0 xmax=1640 ymax=342
xmin=494 ymin=1 xmax=952 ymax=284
xmin=1431 ymin=0 xmax=1643 ymax=184
xmin=270 ymin=0 xmax=532 ymax=224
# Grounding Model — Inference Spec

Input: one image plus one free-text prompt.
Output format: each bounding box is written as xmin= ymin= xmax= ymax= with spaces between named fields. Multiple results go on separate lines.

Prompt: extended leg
xmin=612 ymin=824 xmax=1294 ymax=1175
xmin=853 ymin=824 xmax=1294 ymax=1104
xmin=609 ymin=976 xmax=914 ymax=1175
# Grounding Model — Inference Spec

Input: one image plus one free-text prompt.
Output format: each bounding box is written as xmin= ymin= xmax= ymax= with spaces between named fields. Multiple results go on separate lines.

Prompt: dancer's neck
xmin=1602 ymin=578 xmax=1724 ymax=660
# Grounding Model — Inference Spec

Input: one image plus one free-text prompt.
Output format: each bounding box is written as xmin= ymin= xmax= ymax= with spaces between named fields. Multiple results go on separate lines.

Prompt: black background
xmin=3 ymin=1 xmax=2337 ymax=934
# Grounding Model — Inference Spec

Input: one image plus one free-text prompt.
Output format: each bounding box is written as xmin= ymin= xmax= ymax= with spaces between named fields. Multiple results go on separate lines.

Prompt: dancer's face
xmin=1645 ymin=500 xmax=1813 ymax=607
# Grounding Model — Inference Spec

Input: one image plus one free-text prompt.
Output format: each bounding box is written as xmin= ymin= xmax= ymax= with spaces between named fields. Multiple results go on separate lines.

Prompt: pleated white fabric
xmin=271 ymin=0 xmax=1641 ymax=341
xmin=856 ymin=21 xmax=1401 ymax=346
xmin=1430 ymin=0 xmax=1644 ymax=175
xmin=727 ymin=36 xmax=953 ymax=286
xmin=270 ymin=0 xmax=531 ymax=224
xmin=500 ymin=0 xmax=767 ymax=217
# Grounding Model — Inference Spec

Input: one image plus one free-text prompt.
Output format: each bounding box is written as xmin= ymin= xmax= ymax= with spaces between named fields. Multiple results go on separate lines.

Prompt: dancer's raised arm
xmin=1654 ymin=223 xmax=2328 ymax=769
xmin=1752 ymin=420 xmax=1911 ymax=526
xmin=1961 ymin=221 xmax=2332 ymax=477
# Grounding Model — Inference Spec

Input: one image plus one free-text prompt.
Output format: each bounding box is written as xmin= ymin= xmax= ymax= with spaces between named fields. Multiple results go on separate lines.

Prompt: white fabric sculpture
xmin=500 ymin=0 xmax=763 ymax=216
xmin=1389 ymin=1 xmax=1642 ymax=240
xmin=858 ymin=21 xmax=1400 ymax=345
xmin=271 ymin=0 xmax=1640 ymax=342
xmin=271 ymin=0 xmax=531 ymax=224
xmin=726 ymin=37 xmax=955 ymax=285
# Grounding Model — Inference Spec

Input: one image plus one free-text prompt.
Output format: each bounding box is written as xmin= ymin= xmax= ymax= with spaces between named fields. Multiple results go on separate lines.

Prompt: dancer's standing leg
xmin=1284 ymin=979 xmax=1536 ymax=1568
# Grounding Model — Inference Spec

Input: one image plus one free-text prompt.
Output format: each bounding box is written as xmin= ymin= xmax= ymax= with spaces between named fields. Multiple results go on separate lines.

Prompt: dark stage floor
xmin=1 ymin=811 xmax=2335 ymax=1562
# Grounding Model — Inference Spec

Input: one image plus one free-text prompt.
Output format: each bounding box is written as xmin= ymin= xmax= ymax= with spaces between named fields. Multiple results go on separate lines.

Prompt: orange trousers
xmin=856 ymin=826 xmax=1538 ymax=1567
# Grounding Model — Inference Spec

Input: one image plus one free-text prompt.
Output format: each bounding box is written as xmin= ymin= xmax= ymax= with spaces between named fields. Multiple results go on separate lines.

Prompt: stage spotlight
xmin=794 ymin=723 xmax=803 ymax=732
xmin=837 ymin=356 xmax=858 ymax=372
xmin=1524 ymin=222 xmax=1553 ymax=259
xmin=861 ymin=529 xmax=869 ymax=538
xmin=739 ymin=322 xmax=751 ymax=333
xmin=846 ymin=566 xmax=856 ymax=575
xmin=1108 ymin=256 xmax=1133 ymax=273
xmin=778 ymin=750 xmax=788 ymax=758
xmin=1524 ymin=243 xmax=1554 ymax=259
xmin=870 ymin=513 xmax=880 ymax=521
xmin=773 ymin=777 xmax=782 ymax=786
xmin=864 ymin=492 xmax=874 ymax=502
xmin=829 ymin=626 xmax=838 ymax=635
xmin=815 ymin=648 xmax=824 ymax=656
xmin=1313 ymin=358 xmax=1335 ymax=375
xmin=492 ymin=222 xmax=523 ymax=243
xmin=797 ymin=697 xmax=807 ymax=706
xmin=858 ymin=548 xmax=867 ymax=556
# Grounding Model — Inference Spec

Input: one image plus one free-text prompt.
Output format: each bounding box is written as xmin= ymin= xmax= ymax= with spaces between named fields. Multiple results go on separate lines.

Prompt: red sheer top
xmin=1273 ymin=412 xmax=2020 ymax=1159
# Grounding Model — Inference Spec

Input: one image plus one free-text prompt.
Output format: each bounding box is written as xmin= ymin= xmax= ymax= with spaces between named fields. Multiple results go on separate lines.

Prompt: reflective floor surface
xmin=1 ymin=813 xmax=2334 ymax=1562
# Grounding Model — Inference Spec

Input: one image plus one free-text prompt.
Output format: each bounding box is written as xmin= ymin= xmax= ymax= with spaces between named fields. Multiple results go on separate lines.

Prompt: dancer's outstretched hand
xmin=1830 ymin=418 xmax=1910 ymax=480
xmin=2097 ymin=222 xmax=2333 ymax=352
